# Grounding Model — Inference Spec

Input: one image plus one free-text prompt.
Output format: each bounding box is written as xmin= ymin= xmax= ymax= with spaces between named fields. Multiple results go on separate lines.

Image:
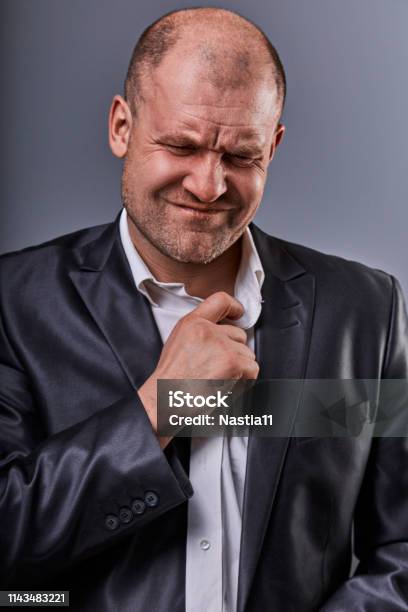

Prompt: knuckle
xmin=214 ymin=290 xmax=229 ymax=300
xmin=222 ymin=354 xmax=237 ymax=377
xmin=239 ymin=329 xmax=248 ymax=342
xmin=242 ymin=359 xmax=259 ymax=379
xmin=192 ymin=318 xmax=211 ymax=341
xmin=250 ymin=362 xmax=260 ymax=378
xmin=212 ymin=291 xmax=230 ymax=306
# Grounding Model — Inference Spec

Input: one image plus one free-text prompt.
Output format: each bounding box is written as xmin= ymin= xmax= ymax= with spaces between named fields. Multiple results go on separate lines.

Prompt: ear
xmin=268 ymin=123 xmax=285 ymax=162
xmin=108 ymin=95 xmax=133 ymax=158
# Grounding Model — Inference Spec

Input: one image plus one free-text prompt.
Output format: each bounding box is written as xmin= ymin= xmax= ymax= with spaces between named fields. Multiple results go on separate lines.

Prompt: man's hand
xmin=137 ymin=292 xmax=259 ymax=448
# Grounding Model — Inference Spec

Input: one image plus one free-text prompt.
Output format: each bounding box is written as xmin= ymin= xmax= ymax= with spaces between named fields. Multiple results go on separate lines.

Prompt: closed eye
xmin=225 ymin=154 xmax=258 ymax=167
xmin=163 ymin=143 xmax=197 ymax=155
xmin=162 ymin=142 xmax=259 ymax=166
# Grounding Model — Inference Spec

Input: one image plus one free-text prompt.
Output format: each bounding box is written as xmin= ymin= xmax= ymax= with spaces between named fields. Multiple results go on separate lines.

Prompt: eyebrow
xmin=159 ymin=134 xmax=200 ymax=147
xmin=229 ymin=143 xmax=265 ymax=157
xmin=157 ymin=132 xmax=265 ymax=157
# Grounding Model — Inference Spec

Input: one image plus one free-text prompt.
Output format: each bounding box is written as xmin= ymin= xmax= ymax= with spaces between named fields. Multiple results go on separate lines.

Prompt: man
xmin=0 ymin=6 xmax=407 ymax=612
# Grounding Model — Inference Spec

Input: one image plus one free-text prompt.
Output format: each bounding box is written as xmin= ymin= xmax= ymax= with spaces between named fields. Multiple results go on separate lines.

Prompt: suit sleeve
xmin=320 ymin=275 xmax=408 ymax=611
xmin=0 ymin=304 xmax=193 ymax=586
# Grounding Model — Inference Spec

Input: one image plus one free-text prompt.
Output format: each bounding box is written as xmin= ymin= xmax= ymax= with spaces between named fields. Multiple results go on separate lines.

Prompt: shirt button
xmin=200 ymin=539 xmax=211 ymax=551
xmin=104 ymin=514 xmax=119 ymax=531
xmin=144 ymin=491 xmax=159 ymax=508
xmin=131 ymin=498 xmax=146 ymax=515
xmin=119 ymin=507 xmax=133 ymax=524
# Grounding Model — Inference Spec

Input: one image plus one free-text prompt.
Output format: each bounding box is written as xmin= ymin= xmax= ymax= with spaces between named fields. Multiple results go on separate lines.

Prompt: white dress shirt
xmin=119 ymin=208 xmax=264 ymax=612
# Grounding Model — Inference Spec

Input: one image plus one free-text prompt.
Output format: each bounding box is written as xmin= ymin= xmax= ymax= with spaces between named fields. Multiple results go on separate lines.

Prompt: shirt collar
xmin=119 ymin=207 xmax=264 ymax=329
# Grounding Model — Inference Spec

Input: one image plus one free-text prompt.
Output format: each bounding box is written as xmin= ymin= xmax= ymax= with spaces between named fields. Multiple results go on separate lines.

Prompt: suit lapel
xmin=237 ymin=226 xmax=316 ymax=612
xmin=68 ymin=214 xmax=163 ymax=389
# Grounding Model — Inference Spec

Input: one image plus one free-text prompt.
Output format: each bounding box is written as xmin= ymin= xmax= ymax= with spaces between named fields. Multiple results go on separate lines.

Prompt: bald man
xmin=1 ymin=7 xmax=408 ymax=612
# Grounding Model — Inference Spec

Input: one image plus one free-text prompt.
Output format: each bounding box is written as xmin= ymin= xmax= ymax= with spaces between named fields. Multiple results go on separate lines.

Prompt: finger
xmin=216 ymin=324 xmax=247 ymax=344
xmin=239 ymin=358 xmax=260 ymax=380
xmin=230 ymin=343 xmax=257 ymax=360
xmin=192 ymin=292 xmax=244 ymax=324
xmin=227 ymin=356 xmax=260 ymax=380
xmin=221 ymin=336 xmax=256 ymax=359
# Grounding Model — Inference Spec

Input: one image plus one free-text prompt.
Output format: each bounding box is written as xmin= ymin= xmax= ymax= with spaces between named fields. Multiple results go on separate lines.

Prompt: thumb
xmin=192 ymin=292 xmax=244 ymax=323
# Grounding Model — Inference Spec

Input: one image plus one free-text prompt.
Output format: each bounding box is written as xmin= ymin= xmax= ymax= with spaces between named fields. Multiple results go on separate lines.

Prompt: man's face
xmin=119 ymin=52 xmax=283 ymax=264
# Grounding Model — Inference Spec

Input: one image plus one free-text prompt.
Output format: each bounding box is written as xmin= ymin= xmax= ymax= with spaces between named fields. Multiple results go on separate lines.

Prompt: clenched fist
xmin=137 ymin=292 xmax=259 ymax=447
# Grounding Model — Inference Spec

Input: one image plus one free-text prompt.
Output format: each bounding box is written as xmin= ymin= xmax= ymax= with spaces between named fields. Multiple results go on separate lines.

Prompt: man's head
xmin=109 ymin=7 xmax=286 ymax=264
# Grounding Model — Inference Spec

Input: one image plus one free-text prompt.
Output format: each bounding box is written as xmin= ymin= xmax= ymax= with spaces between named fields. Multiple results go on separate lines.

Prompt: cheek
xmin=233 ymin=171 xmax=266 ymax=211
xmin=136 ymin=153 xmax=186 ymax=193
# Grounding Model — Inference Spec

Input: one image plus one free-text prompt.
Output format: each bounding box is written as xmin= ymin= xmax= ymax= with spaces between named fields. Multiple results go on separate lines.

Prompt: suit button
xmin=119 ymin=506 xmax=133 ymax=524
xmin=144 ymin=491 xmax=159 ymax=508
xmin=131 ymin=498 xmax=146 ymax=515
xmin=105 ymin=514 xmax=119 ymax=531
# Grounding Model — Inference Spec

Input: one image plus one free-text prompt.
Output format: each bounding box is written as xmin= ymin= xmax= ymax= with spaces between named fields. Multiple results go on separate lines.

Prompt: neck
xmin=127 ymin=219 xmax=242 ymax=299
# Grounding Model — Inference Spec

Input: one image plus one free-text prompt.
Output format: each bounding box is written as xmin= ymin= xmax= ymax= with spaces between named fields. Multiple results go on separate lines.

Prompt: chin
xmin=161 ymin=247 xmax=221 ymax=265
xmin=157 ymin=238 xmax=229 ymax=265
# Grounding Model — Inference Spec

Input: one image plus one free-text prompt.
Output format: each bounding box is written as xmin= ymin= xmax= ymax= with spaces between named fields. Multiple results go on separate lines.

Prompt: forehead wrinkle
xmin=180 ymin=108 xmax=269 ymax=130
xmin=177 ymin=114 xmax=267 ymax=148
xmin=180 ymin=101 xmax=269 ymax=115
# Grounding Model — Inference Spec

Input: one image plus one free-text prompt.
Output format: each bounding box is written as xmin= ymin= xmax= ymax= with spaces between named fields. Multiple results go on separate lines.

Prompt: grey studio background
xmin=1 ymin=0 xmax=407 ymax=298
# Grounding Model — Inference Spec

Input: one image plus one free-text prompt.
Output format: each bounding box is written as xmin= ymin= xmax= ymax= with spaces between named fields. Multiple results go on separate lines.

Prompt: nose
xmin=182 ymin=152 xmax=227 ymax=203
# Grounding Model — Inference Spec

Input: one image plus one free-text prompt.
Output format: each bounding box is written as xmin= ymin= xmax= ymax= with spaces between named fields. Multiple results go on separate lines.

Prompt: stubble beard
xmin=122 ymin=182 xmax=244 ymax=265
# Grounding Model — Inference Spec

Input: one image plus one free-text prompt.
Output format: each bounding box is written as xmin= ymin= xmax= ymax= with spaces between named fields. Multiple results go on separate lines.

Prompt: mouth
xmin=163 ymin=199 xmax=231 ymax=216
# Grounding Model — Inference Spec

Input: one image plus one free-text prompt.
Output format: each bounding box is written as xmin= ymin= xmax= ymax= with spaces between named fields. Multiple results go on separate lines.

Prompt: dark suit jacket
xmin=0 ymin=214 xmax=407 ymax=611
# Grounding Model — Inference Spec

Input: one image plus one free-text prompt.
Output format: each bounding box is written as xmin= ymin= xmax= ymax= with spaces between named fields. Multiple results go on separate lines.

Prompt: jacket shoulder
xmin=0 ymin=222 xmax=113 ymax=302
xmin=0 ymin=222 xmax=110 ymax=264
xmin=253 ymin=224 xmax=395 ymax=298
